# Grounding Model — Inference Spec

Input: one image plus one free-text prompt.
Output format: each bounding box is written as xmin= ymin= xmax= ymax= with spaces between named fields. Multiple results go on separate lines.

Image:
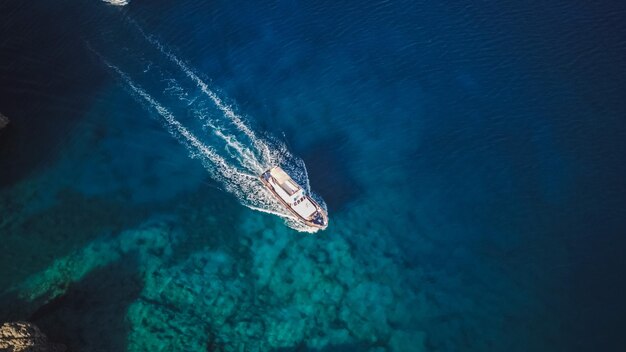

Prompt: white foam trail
xmin=161 ymin=78 xmax=265 ymax=173
xmin=102 ymin=58 xmax=318 ymax=232
xmin=140 ymin=32 xmax=273 ymax=166
xmin=155 ymin=61 xmax=320 ymax=212
xmin=125 ymin=18 xmax=272 ymax=165
xmin=214 ymin=128 xmax=264 ymax=173
xmin=246 ymin=204 xmax=293 ymax=219
xmin=96 ymin=21 xmax=327 ymax=232
xmin=102 ymin=60 xmax=250 ymax=197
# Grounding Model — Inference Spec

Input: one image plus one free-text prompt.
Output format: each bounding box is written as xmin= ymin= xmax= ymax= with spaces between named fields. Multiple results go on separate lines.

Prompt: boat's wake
xmin=93 ymin=23 xmax=325 ymax=233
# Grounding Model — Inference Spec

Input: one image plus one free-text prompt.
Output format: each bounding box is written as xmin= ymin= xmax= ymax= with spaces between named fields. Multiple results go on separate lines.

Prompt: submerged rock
xmin=118 ymin=211 xmax=421 ymax=351
xmin=0 ymin=321 xmax=65 ymax=352
xmin=2 ymin=202 xmax=426 ymax=351
xmin=0 ymin=113 xmax=8 ymax=129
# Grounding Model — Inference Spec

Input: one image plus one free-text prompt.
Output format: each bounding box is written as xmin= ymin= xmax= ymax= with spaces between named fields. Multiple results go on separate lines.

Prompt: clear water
xmin=1 ymin=1 xmax=625 ymax=351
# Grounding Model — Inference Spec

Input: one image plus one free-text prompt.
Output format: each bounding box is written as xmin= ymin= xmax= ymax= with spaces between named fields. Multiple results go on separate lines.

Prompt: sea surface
xmin=1 ymin=1 xmax=625 ymax=351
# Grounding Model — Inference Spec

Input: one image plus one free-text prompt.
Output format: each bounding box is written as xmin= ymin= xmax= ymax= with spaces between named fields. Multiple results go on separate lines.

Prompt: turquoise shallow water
xmin=1 ymin=0 xmax=626 ymax=351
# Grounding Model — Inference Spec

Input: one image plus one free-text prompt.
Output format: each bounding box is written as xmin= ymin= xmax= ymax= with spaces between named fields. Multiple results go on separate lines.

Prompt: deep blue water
xmin=1 ymin=1 xmax=625 ymax=351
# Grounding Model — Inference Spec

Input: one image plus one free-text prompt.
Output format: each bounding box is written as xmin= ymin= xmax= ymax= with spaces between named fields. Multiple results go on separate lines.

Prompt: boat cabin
xmin=268 ymin=167 xmax=317 ymax=219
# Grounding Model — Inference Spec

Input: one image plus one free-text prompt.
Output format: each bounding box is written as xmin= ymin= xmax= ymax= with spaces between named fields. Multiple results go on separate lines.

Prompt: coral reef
xmin=1 ymin=220 xmax=180 ymax=318
xmin=121 ymin=204 xmax=427 ymax=351
xmin=0 ymin=321 xmax=65 ymax=352
xmin=0 ymin=178 xmax=554 ymax=352
xmin=0 ymin=183 xmax=557 ymax=352
xmin=2 ymin=205 xmax=427 ymax=351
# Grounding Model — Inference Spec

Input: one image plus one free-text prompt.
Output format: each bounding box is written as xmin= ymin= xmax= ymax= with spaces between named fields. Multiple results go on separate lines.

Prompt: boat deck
xmin=293 ymin=197 xmax=317 ymax=219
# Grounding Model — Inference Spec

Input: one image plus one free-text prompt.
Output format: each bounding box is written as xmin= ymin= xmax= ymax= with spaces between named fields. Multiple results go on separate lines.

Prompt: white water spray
xmin=137 ymin=29 xmax=273 ymax=167
xmin=99 ymin=56 xmax=320 ymax=232
xmin=94 ymin=19 xmax=325 ymax=232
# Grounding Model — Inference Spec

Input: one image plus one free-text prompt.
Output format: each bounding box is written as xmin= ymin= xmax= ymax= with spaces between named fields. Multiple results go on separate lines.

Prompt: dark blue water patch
xmin=298 ymin=132 xmax=363 ymax=213
xmin=0 ymin=1 xmax=114 ymax=188
xmin=171 ymin=181 xmax=254 ymax=260
xmin=561 ymin=231 xmax=626 ymax=350
xmin=30 ymin=255 xmax=142 ymax=352
xmin=0 ymin=189 xmax=153 ymax=290
xmin=444 ymin=0 xmax=626 ymax=114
